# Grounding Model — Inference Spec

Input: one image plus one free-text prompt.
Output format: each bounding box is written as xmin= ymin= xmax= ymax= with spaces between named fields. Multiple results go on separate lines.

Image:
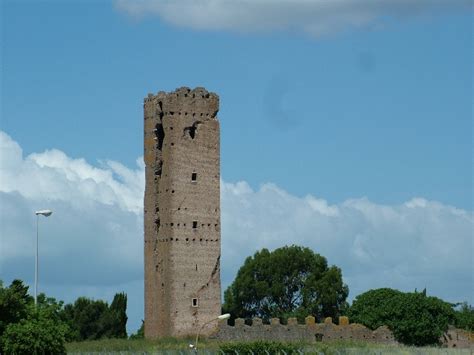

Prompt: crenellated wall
xmin=211 ymin=316 xmax=473 ymax=349
xmin=211 ymin=316 xmax=397 ymax=344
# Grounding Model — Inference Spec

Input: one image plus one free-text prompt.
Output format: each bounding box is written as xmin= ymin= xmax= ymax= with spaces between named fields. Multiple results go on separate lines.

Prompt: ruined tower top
xmin=144 ymin=86 xmax=222 ymax=338
xmin=145 ymin=86 xmax=219 ymax=116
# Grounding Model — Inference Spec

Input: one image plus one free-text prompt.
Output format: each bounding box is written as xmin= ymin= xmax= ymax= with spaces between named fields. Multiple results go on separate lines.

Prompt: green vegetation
xmin=0 ymin=279 xmax=128 ymax=354
xmin=220 ymin=340 xmax=302 ymax=354
xmin=348 ymin=288 xmax=456 ymax=346
xmin=2 ymin=311 xmax=68 ymax=354
xmin=64 ymin=338 xmax=471 ymax=354
xmin=223 ymin=245 xmax=349 ymax=323
xmin=1 ymin=245 xmax=472 ymax=353
xmin=454 ymin=302 xmax=474 ymax=331
xmin=61 ymin=292 xmax=128 ymax=341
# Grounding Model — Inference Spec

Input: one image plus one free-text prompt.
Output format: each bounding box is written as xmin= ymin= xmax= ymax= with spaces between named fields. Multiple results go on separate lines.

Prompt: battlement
xmin=211 ymin=316 xmax=397 ymax=344
xmin=144 ymin=87 xmax=219 ymax=118
xmin=211 ymin=317 xmax=472 ymax=348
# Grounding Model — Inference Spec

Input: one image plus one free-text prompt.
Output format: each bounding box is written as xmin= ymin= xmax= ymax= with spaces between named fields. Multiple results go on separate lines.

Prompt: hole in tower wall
xmin=183 ymin=121 xmax=201 ymax=140
xmin=155 ymin=123 xmax=165 ymax=151
xmin=192 ymin=221 xmax=198 ymax=229
xmin=191 ymin=172 xmax=197 ymax=182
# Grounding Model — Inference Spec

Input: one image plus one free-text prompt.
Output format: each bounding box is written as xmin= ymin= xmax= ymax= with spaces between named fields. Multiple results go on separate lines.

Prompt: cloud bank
xmin=114 ymin=0 xmax=472 ymax=37
xmin=0 ymin=130 xmax=472 ymax=333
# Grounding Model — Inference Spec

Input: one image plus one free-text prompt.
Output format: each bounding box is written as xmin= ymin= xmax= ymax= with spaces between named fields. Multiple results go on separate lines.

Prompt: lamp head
xmin=35 ymin=210 xmax=52 ymax=217
xmin=218 ymin=313 xmax=231 ymax=320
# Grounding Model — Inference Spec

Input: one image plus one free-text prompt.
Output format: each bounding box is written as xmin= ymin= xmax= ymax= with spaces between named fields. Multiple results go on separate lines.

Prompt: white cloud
xmin=0 ymin=130 xmax=472 ymax=333
xmin=114 ymin=0 xmax=472 ymax=37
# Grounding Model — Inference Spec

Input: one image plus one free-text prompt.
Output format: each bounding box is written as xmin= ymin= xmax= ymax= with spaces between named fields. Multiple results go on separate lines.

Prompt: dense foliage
xmin=2 ymin=310 xmax=68 ymax=355
xmin=0 ymin=279 xmax=128 ymax=353
xmin=454 ymin=302 xmax=474 ymax=331
xmin=61 ymin=293 xmax=128 ymax=341
xmin=349 ymin=288 xmax=456 ymax=346
xmin=223 ymin=245 xmax=349 ymax=322
xmin=220 ymin=340 xmax=301 ymax=354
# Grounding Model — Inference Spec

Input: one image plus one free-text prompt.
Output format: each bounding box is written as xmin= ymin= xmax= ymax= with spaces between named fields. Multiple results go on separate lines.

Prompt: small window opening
xmin=192 ymin=298 xmax=198 ymax=307
xmin=192 ymin=221 xmax=198 ymax=229
xmin=195 ymin=264 xmax=198 ymax=271
xmin=191 ymin=172 xmax=197 ymax=182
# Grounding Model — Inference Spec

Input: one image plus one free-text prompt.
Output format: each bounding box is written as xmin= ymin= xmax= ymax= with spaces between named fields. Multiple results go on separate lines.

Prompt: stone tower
xmin=143 ymin=87 xmax=221 ymax=338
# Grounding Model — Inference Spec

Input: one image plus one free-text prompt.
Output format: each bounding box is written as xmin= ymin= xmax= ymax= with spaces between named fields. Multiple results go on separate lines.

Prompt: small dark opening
xmin=192 ymin=298 xmax=198 ymax=307
xmin=192 ymin=221 xmax=198 ymax=228
xmin=315 ymin=333 xmax=323 ymax=342
xmin=191 ymin=172 xmax=197 ymax=182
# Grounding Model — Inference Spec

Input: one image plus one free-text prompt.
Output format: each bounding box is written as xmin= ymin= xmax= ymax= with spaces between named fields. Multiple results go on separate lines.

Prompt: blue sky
xmin=1 ymin=0 xmax=472 ymax=334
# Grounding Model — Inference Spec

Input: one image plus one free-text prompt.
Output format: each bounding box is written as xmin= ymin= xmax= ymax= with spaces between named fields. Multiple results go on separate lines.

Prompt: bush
xmin=2 ymin=312 xmax=68 ymax=355
xmin=349 ymin=288 xmax=455 ymax=346
xmin=454 ymin=302 xmax=474 ymax=331
xmin=220 ymin=340 xmax=301 ymax=354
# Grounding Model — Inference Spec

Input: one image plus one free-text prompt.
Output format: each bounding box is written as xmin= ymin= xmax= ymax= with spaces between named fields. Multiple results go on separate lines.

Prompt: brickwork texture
xmin=144 ymin=87 xmax=221 ymax=338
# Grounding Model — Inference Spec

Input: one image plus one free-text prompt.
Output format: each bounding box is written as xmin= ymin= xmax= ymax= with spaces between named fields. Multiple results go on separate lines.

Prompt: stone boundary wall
xmin=211 ymin=316 xmax=396 ymax=345
xmin=211 ymin=316 xmax=473 ymax=349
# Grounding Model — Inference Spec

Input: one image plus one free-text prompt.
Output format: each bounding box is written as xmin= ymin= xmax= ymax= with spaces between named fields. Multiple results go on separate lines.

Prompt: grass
xmin=66 ymin=338 xmax=472 ymax=354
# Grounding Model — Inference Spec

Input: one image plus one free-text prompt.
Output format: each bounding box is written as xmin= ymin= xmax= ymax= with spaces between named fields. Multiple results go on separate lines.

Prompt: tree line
xmin=1 ymin=244 xmax=472 ymax=353
xmin=0 ymin=280 xmax=129 ymax=354
xmin=222 ymin=245 xmax=473 ymax=346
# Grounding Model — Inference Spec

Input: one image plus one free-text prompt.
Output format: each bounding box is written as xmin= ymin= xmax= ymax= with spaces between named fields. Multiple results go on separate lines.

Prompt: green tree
xmin=62 ymin=297 xmax=108 ymax=340
xmin=101 ymin=292 xmax=128 ymax=338
xmin=223 ymin=245 xmax=349 ymax=322
xmin=347 ymin=288 xmax=403 ymax=329
xmin=0 ymin=280 xmax=33 ymax=336
xmin=454 ymin=302 xmax=474 ymax=331
xmin=349 ymin=288 xmax=455 ymax=346
xmin=60 ymin=292 xmax=128 ymax=340
xmin=2 ymin=308 xmax=68 ymax=355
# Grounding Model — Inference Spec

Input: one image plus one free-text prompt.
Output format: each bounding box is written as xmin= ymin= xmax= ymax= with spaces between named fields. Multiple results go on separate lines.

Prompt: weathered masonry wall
xmin=211 ymin=317 xmax=473 ymax=349
xmin=144 ymin=87 xmax=221 ymax=338
xmin=211 ymin=317 xmax=397 ymax=345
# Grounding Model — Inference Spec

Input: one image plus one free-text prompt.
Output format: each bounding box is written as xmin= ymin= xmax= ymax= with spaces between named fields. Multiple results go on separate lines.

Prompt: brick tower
xmin=143 ymin=87 xmax=221 ymax=338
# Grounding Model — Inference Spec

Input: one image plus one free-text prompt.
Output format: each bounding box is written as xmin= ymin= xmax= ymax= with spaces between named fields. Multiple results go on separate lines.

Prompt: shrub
xmin=2 ymin=312 xmax=68 ymax=355
xmin=454 ymin=302 xmax=474 ymax=331
xmin=220 ymin=340 xmax=301 ymax=354
xmin=349 ymin=288 xmax=455 ymax=346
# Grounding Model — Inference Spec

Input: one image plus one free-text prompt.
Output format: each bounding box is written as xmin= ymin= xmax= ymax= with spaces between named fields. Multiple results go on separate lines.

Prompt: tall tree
xmin=0 ymin=280 xmax=33 ymax=337
xmin=349 ymin=288 xmax=455 ymax=346
xmin=223 ymin=245 xmax=349 ymax=322
xmin=101 ymin=292 xmax=128 ymax=339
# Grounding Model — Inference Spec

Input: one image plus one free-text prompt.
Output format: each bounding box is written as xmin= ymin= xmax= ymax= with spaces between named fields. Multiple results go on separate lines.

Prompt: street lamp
xmin=191 ymin=313 xmax=230 ymax=352
xmin=35 ymin=209 xmax=52 ymax=305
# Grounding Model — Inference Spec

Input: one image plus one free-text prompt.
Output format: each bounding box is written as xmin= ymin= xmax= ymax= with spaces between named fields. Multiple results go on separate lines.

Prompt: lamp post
xmin=34 ymin=209 xmax=52 ymax=305
xmin=191 ymin=313 xmax=230 ymax=352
